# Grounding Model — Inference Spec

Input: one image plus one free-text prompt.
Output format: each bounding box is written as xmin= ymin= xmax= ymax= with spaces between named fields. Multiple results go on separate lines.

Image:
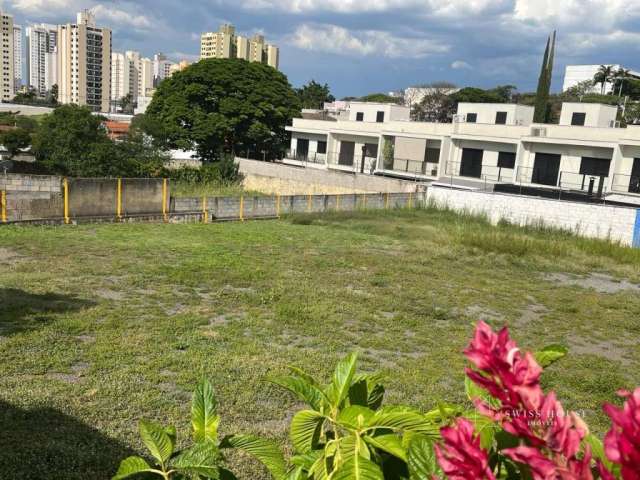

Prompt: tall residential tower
xmin=57 ymin=10 xmax=111 ymax=112
xmin=200 ymin=24 xmax=279 ymax=70
xmin=26 ymin=23 xmax=57 ymax=96
xmin=0 ymin=10 xmax=15 ymax=101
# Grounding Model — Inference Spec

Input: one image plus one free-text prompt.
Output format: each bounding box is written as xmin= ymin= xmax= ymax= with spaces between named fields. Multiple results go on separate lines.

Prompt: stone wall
xmin=0 ymin=174 xmax=62 ymax=221
xmin=428 ymin=185 xmax=640 ymax=247
xmin=237 ymin=158 xmax=422 ymax=195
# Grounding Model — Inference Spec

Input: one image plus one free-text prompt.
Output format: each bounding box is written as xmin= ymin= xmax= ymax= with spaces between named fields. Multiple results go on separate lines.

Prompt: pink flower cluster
xmin=601 ymin=388 xmax=640 ymax=480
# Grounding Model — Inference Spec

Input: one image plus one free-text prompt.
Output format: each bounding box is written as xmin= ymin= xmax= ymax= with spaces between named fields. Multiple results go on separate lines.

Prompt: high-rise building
xmin=13 ymin=25 xmax=22 ymax=92
xmin=200 ymin=24 xmax=279 ymax=70
xmin=111 ymin=50 xmax=154 ymax=107
xmin=26 ymin=23 xmax=58 ymax=96
xmin=138 ymin=56 xmax=153 ymax=97
xmin=153 ymin=53 xmax=173 ymax=87
xmin=110 ymin=52 xmax=130 ymax=103
xmin=57 ymin=10 xmax=111 ymax=112
xmin=0 ymin=11 xmax=15 ymax=102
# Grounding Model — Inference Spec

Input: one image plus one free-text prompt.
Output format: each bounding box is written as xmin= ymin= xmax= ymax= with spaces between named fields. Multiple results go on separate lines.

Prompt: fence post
xmin=307 ymin=194 xmax=312 ymax=213
xmin=202 ymin=195 xmax=208 ymax=224
xmin=63 ymin=178 xmax=70 ymax=224
xmin=336 ymin=195 xmax=340 ymax=211
xmin=116 ymin=178 xmax=123 ymax=221
xmin=276 ymin=194 xmax=280 ymax=218
xmin=162 ymin=178 xmax=168 ymax=223
xmin=239 ymin=195 xmax=244 ymax=221
xmin=1 ymin=190 xmax=6 ymax=223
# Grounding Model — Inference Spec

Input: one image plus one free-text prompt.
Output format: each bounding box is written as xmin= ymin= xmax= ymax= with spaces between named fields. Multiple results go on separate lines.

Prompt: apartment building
xmin=111 ymin=51 xmax=154 ymax=104
xmin=284 ymin=102 xmax=640 ymax=201
xmin=153 ymin=53 xmax=173 ymax=87
xmin=0 ymin=11 xmax=15 ymax=102
xmin=26 ymin=24 xmax=58 ymax=96
xmin=200 ymin=24 xmax=279 ymax=69
xmin=13 ymin=25 xmax=22 ymax=92
xmin=57 ymin=11 xmax=111 ymax=112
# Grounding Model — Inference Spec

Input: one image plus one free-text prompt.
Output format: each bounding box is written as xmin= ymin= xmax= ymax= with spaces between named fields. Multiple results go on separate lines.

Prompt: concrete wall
xmin=559 ymin=103 xmax=618 ymax=128
xmin=237 ymin=158 xmax=422 ymax=195
xmin=173 ymin=192 xmax=423 ymax=222
xmin=428 ymin=185 xmax=640 ymax=246
xmin=0 ymin=174 xmax=62 ymax=221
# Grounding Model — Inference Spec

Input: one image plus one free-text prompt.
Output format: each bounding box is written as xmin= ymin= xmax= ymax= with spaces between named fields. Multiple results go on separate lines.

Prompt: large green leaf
xmin=290 ymin=410 xmax=326 ymax=453
xmin=271 ymin=375 xmax=327 ymax=411
xmin=363 ymin=434 xmax=407 ymax=461
xmin=139 ymin=420 xmax=174 ymax=466
xmin=220 ymin=434 xmax=288 ymax=480
xmin=407 ymin=436 xmax=439 ymax=480
xmin=192 ymin=379 xmax=220 ymax=443
xmin=112 ymin=456 xmax=156 ymax=480
xmin=365 ymin=407 xmax=439 ymax=436
xmin=337 ymin=405 xmax=375 ymax=430
xmin=332 ymin=455 xmax=384 ymax=480
xmin=348 ymin=374 xmax=385 ymax=410
xmin=534 ymin=344 xmax=568 ymax=368
xmin=464 ymin=410 xmax=499 ymax=450
xmin=336 ymin=434 xmax=370 ymax=464
xmin=172 ymin=441 xmax=221 ymax=479
xmin=326 ymin=352 xmax=358 ymax=408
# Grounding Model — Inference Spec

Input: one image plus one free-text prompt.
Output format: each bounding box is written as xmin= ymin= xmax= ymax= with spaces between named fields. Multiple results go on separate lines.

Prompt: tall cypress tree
xmin=534 ymin=31 xmax=556 ymax=123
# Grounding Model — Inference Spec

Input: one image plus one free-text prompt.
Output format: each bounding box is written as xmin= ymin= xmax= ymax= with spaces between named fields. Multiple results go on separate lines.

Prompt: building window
xmin=580 ymin=157 xmax=611 ymax=177
xmin=317 ymin=141 xmax=327 ymax=154
xmin=571 ymin=112 xmax=586 ymax=126
xmin=376 ymin=111 xmax=385 ymax=123
xmin=497 ymin=151 xmax=516 ymax=169
xmin=466 ymin=113 xmax=477 ymax=123
xmin=495 ymin=111 xmax=508 ymax=124
xmin=364 ymin=143 xmax=378 ymax=158
xmin=425 ymin=147 xmax=440 ymax=164
xmin=356 ymin=112 xmax=364 ymax=122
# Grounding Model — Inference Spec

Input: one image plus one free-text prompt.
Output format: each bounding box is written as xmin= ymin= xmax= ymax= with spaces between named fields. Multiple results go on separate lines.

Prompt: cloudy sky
xmin=4 ymin=0 xmax=640 ymax=97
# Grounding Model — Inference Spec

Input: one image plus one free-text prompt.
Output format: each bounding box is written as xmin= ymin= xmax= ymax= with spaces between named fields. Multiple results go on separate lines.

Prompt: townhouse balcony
xmin=379 ymin=157 xmax=439 ymax=180
xmin=282 ymin=149 xmax=327 ymax=169
xmin=611 ymin=173 xmax=640 ymax=195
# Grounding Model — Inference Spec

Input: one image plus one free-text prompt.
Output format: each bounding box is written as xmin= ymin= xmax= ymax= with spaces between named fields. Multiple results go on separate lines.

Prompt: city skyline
xmin=3 ymin=0 xmax=639 ymax=99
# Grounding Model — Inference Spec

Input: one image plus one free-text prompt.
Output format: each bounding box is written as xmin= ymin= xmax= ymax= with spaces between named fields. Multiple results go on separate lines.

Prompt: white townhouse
xmin=284 ymin=102 xmax=640 ymax=199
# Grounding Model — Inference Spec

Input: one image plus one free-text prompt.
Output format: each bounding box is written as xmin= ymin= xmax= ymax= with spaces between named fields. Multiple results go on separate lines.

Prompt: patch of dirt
xmin=463 ymin=305 xmax=505 ymax=322
xmin=360 ymin=347 xmax=425 ymax=369
xmin=515 ymin=304 xmax=548 ymax=327
xmin=222 ymin=285 xmax=256 ymax=295
xmin=47 ymin=362 xmax=90 ymax=384
xmin=75 ymin=334 xmax=95 ymax=344
xmin=544 ymin=273 xmax=640 ymax=294
xmin=0 ymin=247 xmax=24 ymax=265
xmin=567 ymin=336 xmax=630 ymax=365
xmin=165 ymin=303 xmax=188 ymax=316
xmin=96 ymin=289 xmax=126 ymax=301
xmin=378 ymin=311 xmax=398 ymax=320
xmin=157 ymin=381 xmax=190 ymax=399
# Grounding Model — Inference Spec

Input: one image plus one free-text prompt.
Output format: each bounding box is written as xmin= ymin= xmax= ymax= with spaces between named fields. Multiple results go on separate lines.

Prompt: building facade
xmin=200 ymin=24 xmax=279 ymax=69
xmin=13 ymin=25 xmax=22 ymax=93
xmin=562 ymin=65 xmax=640 ymax=94
xmin=153 ymin=53 xmax=173 ymax=87
xmin=284 ymin=102 xmax=640 ymax=200
xmin=0 ymin=11 xmax=15 ymax=102
xmin=26 ymin=23 xmax=58 ymax=96
xmin=57 ymin=11 xmax=111 ymax=112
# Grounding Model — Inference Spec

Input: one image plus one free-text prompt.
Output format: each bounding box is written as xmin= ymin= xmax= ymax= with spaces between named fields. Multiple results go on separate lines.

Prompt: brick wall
xmin=428 ymin=185 xmax=640 ymax=247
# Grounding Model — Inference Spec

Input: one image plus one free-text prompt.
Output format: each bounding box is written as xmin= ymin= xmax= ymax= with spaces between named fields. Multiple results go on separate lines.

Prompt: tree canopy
xmin=356 ymin=93 xmax=403 ymax=104
xmin=296 ymin=80 xmax=334 ymax=109
xmin=144 ymin=58 xmax=301 ymax=162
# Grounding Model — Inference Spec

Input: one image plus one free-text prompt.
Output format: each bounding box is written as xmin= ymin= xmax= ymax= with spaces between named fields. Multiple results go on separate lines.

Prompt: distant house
xmin=103 ymin=121 xmax=130 ymax=141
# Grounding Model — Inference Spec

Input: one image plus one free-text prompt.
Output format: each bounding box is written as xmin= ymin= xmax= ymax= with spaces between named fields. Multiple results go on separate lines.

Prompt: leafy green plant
xmin=114 ymin=379 xmax=286 ymax=480
xmin=271 ymin=352 xmax=458 ymax=479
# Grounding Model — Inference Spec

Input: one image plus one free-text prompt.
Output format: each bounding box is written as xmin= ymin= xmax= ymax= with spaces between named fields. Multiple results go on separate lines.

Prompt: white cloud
xmin=451 ymin=60 xmax=471 ymax=69
xmin=91 ymin=4 xmax=152 ymax=30
xmin=289 ymin=23 xmax=449 ymax=58
xmin=513 ymin=0 xmax=640 ymax=28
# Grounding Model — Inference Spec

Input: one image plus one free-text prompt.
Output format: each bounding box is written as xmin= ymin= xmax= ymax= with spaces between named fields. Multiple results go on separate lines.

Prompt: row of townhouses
xmin=284 ymin=101 xmax=640 ymax=202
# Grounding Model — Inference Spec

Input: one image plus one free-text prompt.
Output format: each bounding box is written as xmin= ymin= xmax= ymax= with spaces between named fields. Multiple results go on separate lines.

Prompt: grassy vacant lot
xmin=1 ymin=208 xmax=639 ymax=479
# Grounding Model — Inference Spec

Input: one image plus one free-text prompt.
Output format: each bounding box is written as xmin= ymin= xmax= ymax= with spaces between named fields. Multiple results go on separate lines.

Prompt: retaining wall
xmin=428 ymin=185 xmax=640 ymax=247
xmin=0 ymin=174 xmax=62 ymax=221
xmin=237 ymin=158 xmax=423 ymax=195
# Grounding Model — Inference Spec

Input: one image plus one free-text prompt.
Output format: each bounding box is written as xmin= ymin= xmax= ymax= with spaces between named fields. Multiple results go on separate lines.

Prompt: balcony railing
xmin=445 ymin=161 xmax=513 ymax=182
xmin=382 ymin=157 xmax=439 ymax=177
xmin=285 ymin=149 xmax=326 ymax=165
xmin=611 ymin=173 xmax=640 ymax=195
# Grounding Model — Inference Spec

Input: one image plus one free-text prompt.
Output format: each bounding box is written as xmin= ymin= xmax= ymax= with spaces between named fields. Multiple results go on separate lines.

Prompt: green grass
xmin=1 ymin=208 xmax=639 ymax=479
xmin=170 ymin=180 xmax=264 ymax=198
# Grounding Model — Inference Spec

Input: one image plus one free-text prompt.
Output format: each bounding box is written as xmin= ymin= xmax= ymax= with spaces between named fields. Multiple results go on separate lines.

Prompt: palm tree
xmin=614 ymin=68 xmax=630 ymax=97
xmin=594 ymin=65 xmax=614 ymax=95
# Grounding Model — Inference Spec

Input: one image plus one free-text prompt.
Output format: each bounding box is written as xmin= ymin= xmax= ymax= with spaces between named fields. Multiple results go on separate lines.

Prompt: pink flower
xmin=602 ymin=388 xmax=640 ymax=480
xmin=435 ymin=418 xmax=495 ymax=480
xmin=464 ymin=322 xmax=593 ymax=479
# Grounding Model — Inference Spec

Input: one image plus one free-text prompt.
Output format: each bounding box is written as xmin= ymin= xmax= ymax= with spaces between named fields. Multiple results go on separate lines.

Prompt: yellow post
xmin=239 ymin=195 xmax=244 ymax=221
xmin=385 ymin=192 xmax=390 ymax=209
xmin=63 ymin=178 xmax=70 ymax=224
xmin=162 ymin=178 xmax=168 ymax=222
xmin=307 ymin=194 xmax=312 ymax=213
xmin=202 ymin=196 xmax=208 ymax=224
xmin=116 ymin=178 xmax=122 ymax=221
xmin=336 ymin=195 xmax=340 ymax=211
xmin=276 ymin=194 xmax=280 ymax=218
xmin=1 ymin=190 xmax=6 ymax=223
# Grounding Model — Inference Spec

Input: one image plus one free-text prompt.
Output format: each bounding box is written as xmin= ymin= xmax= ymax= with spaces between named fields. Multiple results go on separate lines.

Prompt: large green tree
xmin=296 ymin=80 xmax=334 ymax=109
xmin=144 ymin=58 xmax=301 ymax=162
xmin=32 ymin=104 xmax=167 ymax=177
